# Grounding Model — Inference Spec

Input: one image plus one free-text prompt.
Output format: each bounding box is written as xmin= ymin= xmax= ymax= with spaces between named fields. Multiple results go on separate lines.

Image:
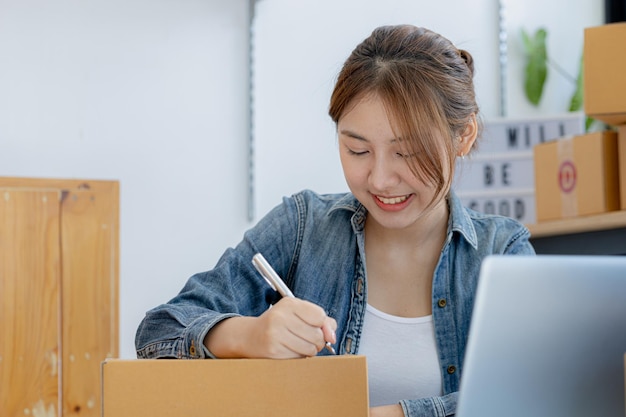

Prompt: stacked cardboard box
xmin=533 ymin=22 xmax=626 ymax=222
xmin=454 ymin=114 xmax=584 ymax=225
xmin=583 ymin=22 xmax=626 ymax=126
xmin=586 ymin=22 xmax=626 ymax=212
xmin=533 ymin=131 xmax=619 ymax=221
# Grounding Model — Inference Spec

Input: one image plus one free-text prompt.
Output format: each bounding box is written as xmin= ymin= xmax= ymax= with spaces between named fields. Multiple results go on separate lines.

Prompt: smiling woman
xmin=135 ymin=24 xmax=535 ymax=417
xmin=329 ymin=26 xmax=481 ymax=214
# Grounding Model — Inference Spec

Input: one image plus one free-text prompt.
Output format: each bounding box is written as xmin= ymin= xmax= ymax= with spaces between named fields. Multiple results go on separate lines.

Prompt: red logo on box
xmin=558 ymin=160 xmax=577 ymax=193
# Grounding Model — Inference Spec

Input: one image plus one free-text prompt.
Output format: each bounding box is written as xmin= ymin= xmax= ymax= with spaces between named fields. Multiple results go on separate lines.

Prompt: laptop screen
xmin=457 ymin=255 xmax=626 ymax=417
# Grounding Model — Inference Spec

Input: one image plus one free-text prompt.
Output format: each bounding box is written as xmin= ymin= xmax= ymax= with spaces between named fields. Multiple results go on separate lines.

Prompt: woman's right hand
xmin=204 ymin=297 xmax=337 ymax=359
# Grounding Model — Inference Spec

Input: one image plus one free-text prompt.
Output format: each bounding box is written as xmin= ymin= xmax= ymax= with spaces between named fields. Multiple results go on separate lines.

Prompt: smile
xmin=376 ymin=195 xmax=409 ymax=205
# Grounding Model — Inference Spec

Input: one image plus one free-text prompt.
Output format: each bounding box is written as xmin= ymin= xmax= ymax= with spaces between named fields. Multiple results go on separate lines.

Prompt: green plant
xmin=568 ymin=54 xmax=583 ymax=112
xmin=521 ymin=28 xmax=548 ymax=106
xmin=521 ymin=27 xmax=595 ymax=131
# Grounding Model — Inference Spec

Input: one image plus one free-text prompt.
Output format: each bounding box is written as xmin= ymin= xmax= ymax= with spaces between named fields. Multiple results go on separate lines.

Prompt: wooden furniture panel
xmin=61 ymin=187 xmax=119 ymax=416
xmin=0 ymin=177 xmax=119 ymax=417
xmin=0 ymin=189 xmax=62 ymax=416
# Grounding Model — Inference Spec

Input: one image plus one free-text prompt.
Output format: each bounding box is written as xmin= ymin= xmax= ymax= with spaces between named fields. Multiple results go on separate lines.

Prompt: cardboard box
xmin=619 ymin=125 xmax=626 ymax=210
xmin=584 ymin=23 xmax=626 ymax=126
xmin=533 ymin=131 xmax=619 ymax=221
xmin=102 ymin=356 xmax=369 ymax=417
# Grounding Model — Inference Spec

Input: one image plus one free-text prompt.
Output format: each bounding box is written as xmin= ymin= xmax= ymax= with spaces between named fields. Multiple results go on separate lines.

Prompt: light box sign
xmin=453 ymin=113 xmax=585 ymax=225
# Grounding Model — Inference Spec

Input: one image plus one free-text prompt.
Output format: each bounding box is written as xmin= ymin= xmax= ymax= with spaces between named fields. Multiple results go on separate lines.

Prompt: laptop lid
xmin=457 ymin=255 xmax=626 ymax=417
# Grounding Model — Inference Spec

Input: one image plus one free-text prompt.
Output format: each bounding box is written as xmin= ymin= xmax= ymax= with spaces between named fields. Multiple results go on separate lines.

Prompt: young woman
xmin=135 ymin=24 xmax=535 ymax=417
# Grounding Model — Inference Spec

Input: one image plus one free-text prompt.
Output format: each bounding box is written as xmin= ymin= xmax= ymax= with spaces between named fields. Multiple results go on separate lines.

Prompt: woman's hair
xmin=329 ymin=25 xmax=482 ymax=206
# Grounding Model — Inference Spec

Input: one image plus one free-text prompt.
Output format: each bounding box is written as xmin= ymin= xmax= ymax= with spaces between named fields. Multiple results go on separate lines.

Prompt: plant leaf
xmin=521 ymin=28 xmax=532 ymax=54
xmin=523 ymin=28 xmax=548 ymax=106
xmin=568 ymin=53 xmax=584 ymax=112
xmin=585 ymin=116 xmax=596 ymax=132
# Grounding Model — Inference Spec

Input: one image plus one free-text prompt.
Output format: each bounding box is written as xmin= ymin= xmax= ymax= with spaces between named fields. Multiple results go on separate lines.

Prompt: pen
xmin=252 ymin=253 xmax=337 ymax=355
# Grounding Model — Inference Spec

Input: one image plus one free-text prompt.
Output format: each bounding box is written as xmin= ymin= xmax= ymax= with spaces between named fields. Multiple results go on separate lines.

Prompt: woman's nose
xmin=369 ymin=156 xmax=401 ymax=191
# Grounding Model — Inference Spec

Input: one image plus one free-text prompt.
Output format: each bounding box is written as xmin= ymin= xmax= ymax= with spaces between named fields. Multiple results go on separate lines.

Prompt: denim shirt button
xmin=447 ymin=365 xmax=456 ymax=374
xmin=437 ymin=298 xmax=447 ymax=308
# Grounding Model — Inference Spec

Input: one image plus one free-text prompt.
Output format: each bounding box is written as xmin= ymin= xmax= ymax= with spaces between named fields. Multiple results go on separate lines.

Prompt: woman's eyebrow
xmin=339 ymin=129 xmax=369 ymax=141
xmin=339 ymin=129 xmax=402 ymax=144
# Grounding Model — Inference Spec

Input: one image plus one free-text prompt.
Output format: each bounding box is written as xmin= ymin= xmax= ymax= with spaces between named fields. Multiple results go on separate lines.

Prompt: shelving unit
xmin=526 ymin=210 xmax=626 ymax=255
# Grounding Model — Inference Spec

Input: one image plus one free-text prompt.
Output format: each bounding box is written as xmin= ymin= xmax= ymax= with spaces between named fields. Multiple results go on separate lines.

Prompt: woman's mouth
xmin=373 ymin=194 xmax=412 ymax=211
xmin=376 ymin=195 xmax=409 ymax=205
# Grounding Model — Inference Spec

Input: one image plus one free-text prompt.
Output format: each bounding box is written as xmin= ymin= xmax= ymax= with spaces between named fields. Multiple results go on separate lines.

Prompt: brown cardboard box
xmin=619 ymin=126 xmax=626 ymax=209
xmin=584 ymin=23 xmax=626 ymax=126
xmin=533 ymin=131 xmax=619 ymax=221
xmin=102 ymin=356 xmax=369 ymax=417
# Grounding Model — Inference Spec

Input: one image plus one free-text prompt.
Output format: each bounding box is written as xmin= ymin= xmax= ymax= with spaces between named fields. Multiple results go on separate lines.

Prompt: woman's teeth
xmin=377 ymin=195 xmax=408 ymax=205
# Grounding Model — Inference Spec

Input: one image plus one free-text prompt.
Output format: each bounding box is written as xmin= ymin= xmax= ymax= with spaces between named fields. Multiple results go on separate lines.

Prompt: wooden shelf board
xmin=526 ymin=210 xmax=626 ymax=238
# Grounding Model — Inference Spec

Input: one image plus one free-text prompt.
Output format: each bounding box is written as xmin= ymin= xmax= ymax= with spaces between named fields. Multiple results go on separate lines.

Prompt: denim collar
xmin=447 ymin=190 xmax=478 ymax=249
xmin=327 ymin=190 xmax=478 ymax=249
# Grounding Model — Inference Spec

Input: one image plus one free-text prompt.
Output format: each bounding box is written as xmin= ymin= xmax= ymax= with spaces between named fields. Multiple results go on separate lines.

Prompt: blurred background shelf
xmin=526 ymin=210 xmax=626 ymax=255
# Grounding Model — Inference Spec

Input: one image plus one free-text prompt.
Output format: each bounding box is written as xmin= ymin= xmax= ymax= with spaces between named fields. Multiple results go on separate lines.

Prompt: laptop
xmin=457 ymin=255 xmax=626 ymax=417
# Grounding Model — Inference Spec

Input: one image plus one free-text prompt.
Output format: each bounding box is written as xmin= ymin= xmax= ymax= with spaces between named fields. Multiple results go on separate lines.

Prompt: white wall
xmin=0 ymin=0 xmax=603 ymax=359
xmin=504 ymin=0 xmax=604 ymax=117
xmin=0 ymin=0 xmax=252 ymax=359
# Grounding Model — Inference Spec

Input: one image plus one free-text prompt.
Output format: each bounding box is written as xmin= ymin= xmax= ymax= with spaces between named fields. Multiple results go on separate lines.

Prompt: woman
xmin=136 ymin=25 xmax=535 ymax=417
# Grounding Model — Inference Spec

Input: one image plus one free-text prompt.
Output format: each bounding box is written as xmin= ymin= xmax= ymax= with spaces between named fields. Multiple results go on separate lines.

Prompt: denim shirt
xmin=135 ymin=189 xmax=535 ymax=417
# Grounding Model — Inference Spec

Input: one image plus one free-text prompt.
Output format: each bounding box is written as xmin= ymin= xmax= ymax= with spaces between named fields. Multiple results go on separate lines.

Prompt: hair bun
xmin=459 ymin=49 xmax=475 ymax=75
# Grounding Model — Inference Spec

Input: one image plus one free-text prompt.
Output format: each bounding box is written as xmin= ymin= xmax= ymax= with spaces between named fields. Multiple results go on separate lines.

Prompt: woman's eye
xmin=397 ymin=152 xmax=414 ymax=159
xmin=348 ymin=149 xmax=368 ymax=156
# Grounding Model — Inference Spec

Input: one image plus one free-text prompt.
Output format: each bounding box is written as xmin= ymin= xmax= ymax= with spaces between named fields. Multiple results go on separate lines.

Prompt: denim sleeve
xmin=400 ymin=391 xmax=457 ymax=417
xmin=503 ymin=224 xmax=536 ymax=255
xmin=135 ymin=196 xmax=300 ymax=359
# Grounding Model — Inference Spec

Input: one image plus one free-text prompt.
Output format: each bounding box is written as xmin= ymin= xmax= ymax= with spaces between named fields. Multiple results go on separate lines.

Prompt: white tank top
xmin=358 ymin=304 xmax=443 ymax=407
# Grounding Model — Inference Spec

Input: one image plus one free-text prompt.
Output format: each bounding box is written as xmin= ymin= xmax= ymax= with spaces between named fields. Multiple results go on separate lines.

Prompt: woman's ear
xmin=457 ymin=114 xmax=478 ymax=157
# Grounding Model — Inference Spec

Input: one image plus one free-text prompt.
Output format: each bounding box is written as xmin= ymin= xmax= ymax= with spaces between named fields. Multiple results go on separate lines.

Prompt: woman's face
xmin=337 ymin=94 xmax=446 ymax=231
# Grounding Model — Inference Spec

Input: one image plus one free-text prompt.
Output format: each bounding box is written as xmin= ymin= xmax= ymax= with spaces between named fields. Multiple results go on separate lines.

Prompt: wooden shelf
xmin=526 ymin=210 xmax=626 ymax=238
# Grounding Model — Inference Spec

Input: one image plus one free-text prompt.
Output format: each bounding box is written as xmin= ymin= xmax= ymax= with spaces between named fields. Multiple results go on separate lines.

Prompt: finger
xmin=321 ymin=317 xmax=337 ymax=345
xmin=260 ymin=298 xmax=326 ymax=357
xmin=283 ymin=307 xmax=332 ymax=354
xmin=283 ymin=327 xmax=324 ymax=357
xmin=271 ymin=298 xmax=335 ymax=354
xmin=288 ymin=300 xmax=336 ymax=350
xmin=254 ymin=314 xmax=311 ymax=359
xmin=290 ymin=299 xmax=330 ymax=328
xmin=281 ymin=312 xmax=329 ymax=353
